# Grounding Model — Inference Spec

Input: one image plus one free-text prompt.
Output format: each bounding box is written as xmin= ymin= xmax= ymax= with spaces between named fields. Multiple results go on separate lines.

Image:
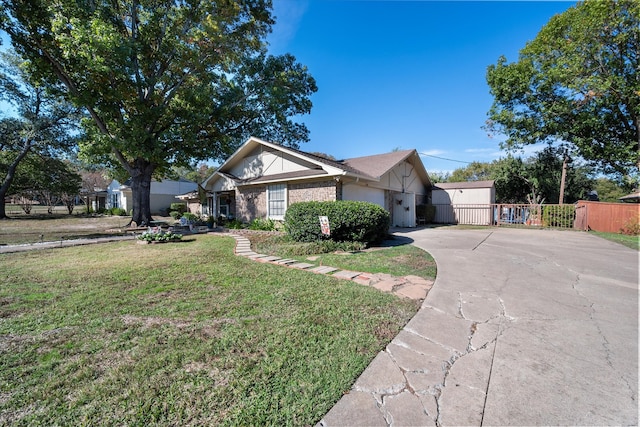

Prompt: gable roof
xmin=342 ymin=150 xmax=415 ymax=178
xmin=203 ymin=136 xmax=431 ymax=188
xmin=433 ymin=180 xmax=495 ymax=190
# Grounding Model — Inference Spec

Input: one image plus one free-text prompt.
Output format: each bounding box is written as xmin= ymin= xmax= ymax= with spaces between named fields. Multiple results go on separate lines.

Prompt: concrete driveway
xmin=320 ymin=227 xmax=638 ymax=426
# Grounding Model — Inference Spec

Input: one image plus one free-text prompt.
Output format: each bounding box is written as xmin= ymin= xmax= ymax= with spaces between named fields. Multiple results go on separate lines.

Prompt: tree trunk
xmin=0 ymin=142 xmax=32 ymax=219
xmin=129 ymin=159 xmax=156 ymax=227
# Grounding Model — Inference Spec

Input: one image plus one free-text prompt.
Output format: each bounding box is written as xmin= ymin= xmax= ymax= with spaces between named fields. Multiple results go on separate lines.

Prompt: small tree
xmin=35 ymin=158 xmax=82 ymax=214
xmin=0 ymin=52 xmax=79 ymax=219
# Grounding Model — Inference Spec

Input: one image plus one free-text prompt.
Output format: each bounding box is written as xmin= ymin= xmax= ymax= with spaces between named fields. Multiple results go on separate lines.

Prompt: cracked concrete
xmin=319 ymin=227 xmax=638 ymax=426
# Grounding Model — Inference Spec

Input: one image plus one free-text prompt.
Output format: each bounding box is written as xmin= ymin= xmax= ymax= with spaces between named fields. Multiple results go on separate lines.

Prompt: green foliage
xmin=137 ymin=229 xmax=182 ymax=242
xmin=170 ymin=203 xmax=187 ymax=214
xmin=427 ymin=171 xmax=450 ymax=184
xmin=169 ymin=211 xmax=182 ymax=220
xmin=593 ymin=178 xmax=633 ymax=203
xmin=226 ymin=219 xmax=245 ymax=229
xmin=448 ymin=161 xmax=493 ymax=182
xmin=448 ymin=147 xmax=594 ymax=203
xmin=274 ymin=239 xmax=367 ymax=257
xmin=486 ymin=1 xmax=640 ymax=177
xmin=0 ymin=52 xmax=80 ymax=218
xmin=105 ymin=207 xmax=127 ymax=216
xmin=248 ymin=218 xmax=277 ymax=231
xmin=284 ymin=201 xmax=390 ymax=244
xmin=181 ymin=212 xmax=198 ymax=223
xmin=0 ymin=1 xmax=317 ymax=226
xmin=542 ymin=205 xmax=576 ymax=228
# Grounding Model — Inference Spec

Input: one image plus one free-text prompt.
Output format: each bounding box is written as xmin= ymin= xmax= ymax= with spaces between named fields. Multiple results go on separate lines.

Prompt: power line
xmin=419 ymin=153 xmax=472 ymax=164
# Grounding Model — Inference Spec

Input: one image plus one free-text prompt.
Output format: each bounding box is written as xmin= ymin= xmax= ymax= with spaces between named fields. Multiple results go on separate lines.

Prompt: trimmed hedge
xmin=542 ymin=204 xmax=575 ymax=228
xmin=284 ymin=200 xmax=390 ymax=244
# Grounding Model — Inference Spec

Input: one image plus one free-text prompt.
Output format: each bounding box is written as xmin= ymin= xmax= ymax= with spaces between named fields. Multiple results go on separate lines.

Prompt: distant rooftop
xmin=433 ymin=180 xmax=495 ymax=190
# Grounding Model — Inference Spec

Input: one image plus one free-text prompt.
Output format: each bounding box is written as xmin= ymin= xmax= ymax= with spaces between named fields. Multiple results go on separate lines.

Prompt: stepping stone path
xmin=228 ymin=234 xmax=434 ymax=301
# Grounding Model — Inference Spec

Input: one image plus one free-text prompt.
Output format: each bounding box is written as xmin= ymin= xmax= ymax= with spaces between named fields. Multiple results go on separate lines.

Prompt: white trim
xmin=267 ymin=183 xmax=287 ymax=220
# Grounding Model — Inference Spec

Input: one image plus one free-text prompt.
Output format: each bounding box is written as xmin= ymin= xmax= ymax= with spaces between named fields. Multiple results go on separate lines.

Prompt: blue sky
xmin=0 ymin=1 xmax=577 ymax=174
xmin=267 ymin=0 xmax=576 ymax=174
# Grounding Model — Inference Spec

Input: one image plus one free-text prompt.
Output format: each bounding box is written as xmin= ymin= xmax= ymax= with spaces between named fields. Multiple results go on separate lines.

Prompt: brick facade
xmin=236 ymin=186 xmax=267 ymax=222
xmin=288 ymin=180 xmax=338 ymax=204
xmin=234 ymin=180 xmax=338 ymax=222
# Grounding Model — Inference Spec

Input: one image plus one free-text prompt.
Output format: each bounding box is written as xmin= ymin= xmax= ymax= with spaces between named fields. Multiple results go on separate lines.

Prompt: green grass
xmin=0 ymin=235 xmax=419 ymax=426
xmin=249 ymin=233 xmax=436 ymax=280
xmin=590 ymin=231 xmax=639 ymax=250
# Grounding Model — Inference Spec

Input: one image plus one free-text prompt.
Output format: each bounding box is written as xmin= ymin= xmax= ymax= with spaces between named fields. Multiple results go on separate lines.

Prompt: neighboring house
xmin=79 ymin=187 xmax=108 ymax=212
xmin=431 ymin=180 xmax=496 ymax=225
xmin=107 ymin=178 xmax=198 ymax=215
xmin=202 ymin=137 xmax=432 ymax=227
xmin=619 ymin=191 xmax=640 ymax=203
xmin=176 ymin=186 xmax=208 ymax=216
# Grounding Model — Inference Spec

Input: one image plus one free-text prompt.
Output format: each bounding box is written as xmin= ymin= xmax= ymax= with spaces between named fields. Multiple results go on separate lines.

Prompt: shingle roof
xmin=341 ymin=150 xmax=416 ymax=178
xmin=433 ymin=180 xmax=495 ymax=190
xmin=282 ymin=145 xmax=370 ymax=177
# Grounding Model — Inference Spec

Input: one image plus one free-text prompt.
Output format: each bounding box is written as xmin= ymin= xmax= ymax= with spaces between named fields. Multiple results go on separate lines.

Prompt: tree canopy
xmin=0 ymin=0 xmax=317 ymax=225
xmin=486 ymin=0 xmax=639 ymax=178
xmin=445 ymin=148 xmax=594 ymax=204
xmin=0 ymin=52 xmax=79 ymax=218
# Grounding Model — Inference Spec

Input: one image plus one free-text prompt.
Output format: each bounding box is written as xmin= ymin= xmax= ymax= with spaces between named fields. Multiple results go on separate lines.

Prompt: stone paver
xmin=229 ymin=233 xmax=434 ymax=302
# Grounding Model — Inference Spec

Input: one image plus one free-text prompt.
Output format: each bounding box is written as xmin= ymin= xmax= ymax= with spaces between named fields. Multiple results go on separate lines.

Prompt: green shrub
xmin=170 ymin=203 xmax=187 ymax=214
xmin=182 ymin=212 xmax=198 ymax=222
xmin=284 ymin=200 xmax=390 ymax=244
xmin=249 ymin=218 xmax=277 ymax=231
xmin=170 ymin=211 xmax=182 ymax=220
xmin=542 ymin=205 xmax=575 ymax=228
xmin=137 ymin=229 xmax=182 ymax=242
xmin=226 ymin=219 xmax=245 ymax=229
xmin=111 ymin=207 xmax=127 ymax=216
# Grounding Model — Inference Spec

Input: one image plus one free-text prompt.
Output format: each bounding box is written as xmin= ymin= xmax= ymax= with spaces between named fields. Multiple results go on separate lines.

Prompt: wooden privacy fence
xmin=574 ymin=201 xmax=640 ymax=233
xmin=431 ymin=202 xmax=639 ymax=232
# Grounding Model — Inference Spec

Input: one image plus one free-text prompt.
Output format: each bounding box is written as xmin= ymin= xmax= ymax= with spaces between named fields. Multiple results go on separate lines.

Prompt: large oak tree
xmin=486 ymin=0 xmax=639 ymax=178
xmin=0 ymin=0 xmax=317 ymax=226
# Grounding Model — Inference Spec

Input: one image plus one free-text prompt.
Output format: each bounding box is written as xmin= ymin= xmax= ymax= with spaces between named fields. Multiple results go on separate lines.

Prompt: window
xmin=111 ymin=193 xmax=119 ymax=208
xmin=267 ymin=184 xmax=286 ymax=219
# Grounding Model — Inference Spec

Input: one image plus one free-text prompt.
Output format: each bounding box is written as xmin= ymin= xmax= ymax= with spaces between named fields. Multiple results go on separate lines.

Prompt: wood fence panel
xmin=574 ymin=201 xmax=639 ymax=233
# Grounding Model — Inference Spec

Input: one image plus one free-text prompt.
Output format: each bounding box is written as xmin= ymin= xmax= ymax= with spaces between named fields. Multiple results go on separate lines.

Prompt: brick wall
xmin=288 ymin=180 xmax=338 ymax=204
xmin=236 ymin=186 xmax=267 ymax=222
xmin=235 ymin=180 xmax=338 ymax=222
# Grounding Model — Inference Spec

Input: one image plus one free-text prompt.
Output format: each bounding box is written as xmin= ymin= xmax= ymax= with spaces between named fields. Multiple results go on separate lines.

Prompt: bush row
xmin=284 ymin=200 xmax=390 ymax=244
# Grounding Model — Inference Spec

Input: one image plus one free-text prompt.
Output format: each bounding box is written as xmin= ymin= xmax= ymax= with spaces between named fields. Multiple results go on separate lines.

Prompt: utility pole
xmin=558 ymin=154 xmax=568 ymax=205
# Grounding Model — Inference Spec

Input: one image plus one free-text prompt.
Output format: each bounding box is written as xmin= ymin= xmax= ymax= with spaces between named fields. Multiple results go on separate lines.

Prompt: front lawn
xmin=590 ymin=230 xmax=639 ymax=250
xmin=0 ymin=235 xmax=419 ymax=426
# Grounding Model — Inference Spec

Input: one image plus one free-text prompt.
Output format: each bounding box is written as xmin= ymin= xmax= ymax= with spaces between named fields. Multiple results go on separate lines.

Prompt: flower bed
xmin=137 ymin=227 xmax=183 ymax=244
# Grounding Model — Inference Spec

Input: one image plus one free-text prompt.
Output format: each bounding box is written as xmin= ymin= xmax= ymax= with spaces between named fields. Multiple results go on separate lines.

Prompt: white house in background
xmin=202 ymin=136 xmax=432 ymax=227
xmin=106 ymin=178 xmax=198 ymax=215
xmin=431 ymin=180 xmax=496 ymax=225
